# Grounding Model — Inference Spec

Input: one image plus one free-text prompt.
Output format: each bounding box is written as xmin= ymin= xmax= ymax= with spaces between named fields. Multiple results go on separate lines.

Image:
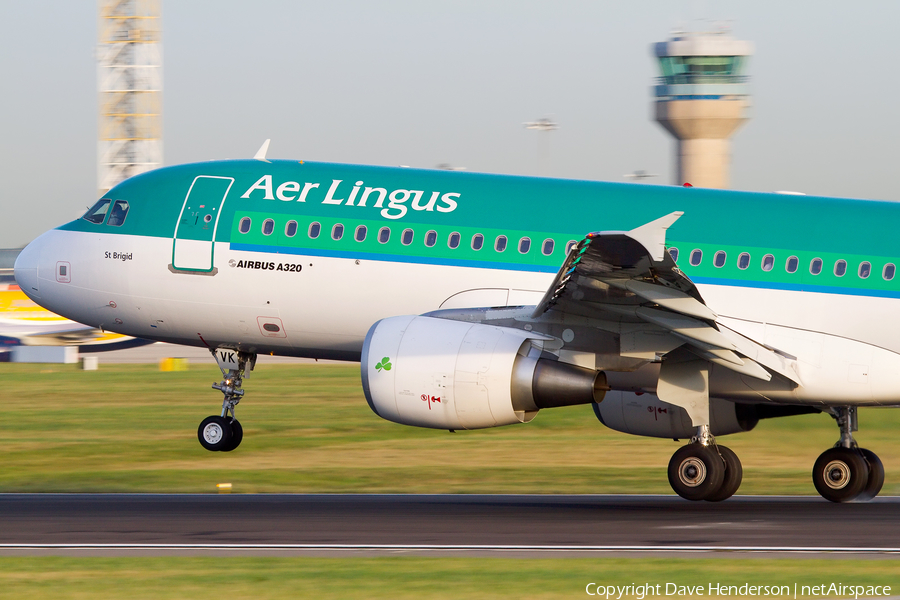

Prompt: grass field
xmin=2 ymin=361 xmax=899 ymax=495
xmin=0 ymin=556 xmax=897 ymax=599
xmin=3 ymin=362 xmax=899 ymax=598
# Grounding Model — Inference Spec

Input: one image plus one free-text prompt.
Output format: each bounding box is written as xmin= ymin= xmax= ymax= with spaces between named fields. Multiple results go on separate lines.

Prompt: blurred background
xmin=1 ymin=0 xmax=899 ymax=249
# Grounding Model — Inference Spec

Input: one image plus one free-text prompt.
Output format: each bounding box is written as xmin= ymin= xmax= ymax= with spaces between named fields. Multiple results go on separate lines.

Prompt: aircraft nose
xmin=14 ymin=238 xmax=42 ymax=299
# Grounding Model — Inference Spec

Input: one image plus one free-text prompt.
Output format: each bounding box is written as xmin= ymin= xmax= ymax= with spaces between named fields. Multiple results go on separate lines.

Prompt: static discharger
xmin=217 ymin=483 xmax=232 ymax=493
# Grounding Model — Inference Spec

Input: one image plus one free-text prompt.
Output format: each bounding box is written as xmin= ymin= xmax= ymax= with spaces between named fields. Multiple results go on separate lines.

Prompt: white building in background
xmin=97 ymin=0 xmax=162 ymax=197
xmin=653 ymin=29 xmax=753 ymax=189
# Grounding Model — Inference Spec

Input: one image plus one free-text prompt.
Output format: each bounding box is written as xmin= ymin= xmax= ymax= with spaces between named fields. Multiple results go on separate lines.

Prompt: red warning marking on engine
xmin=421 ymin=394 xmax=442 ymax=410
xmin=647 ymin=406 xmax=668 ymax=420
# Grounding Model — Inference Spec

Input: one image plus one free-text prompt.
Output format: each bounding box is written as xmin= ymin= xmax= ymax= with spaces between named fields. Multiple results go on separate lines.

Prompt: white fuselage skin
xmin=16 ymin=227 xmax=900 ymax=408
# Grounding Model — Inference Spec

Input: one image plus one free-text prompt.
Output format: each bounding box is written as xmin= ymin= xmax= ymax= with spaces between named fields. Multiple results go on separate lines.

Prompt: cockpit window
xmin=107 ymin=200 xmax=129 ymax=227
xmin=82 ymin=199 xmax=111 ymax=224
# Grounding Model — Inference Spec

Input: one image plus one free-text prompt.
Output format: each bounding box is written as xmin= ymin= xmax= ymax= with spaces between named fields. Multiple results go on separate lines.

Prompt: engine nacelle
xmin=593 ymin=391 xmax=757 ymax=439
xmin=362 ymin=315 xmax=607 ymax=430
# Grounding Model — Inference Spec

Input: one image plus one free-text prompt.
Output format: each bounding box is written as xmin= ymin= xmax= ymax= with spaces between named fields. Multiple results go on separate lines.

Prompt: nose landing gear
xmin=198 ymin=349 xmax=256 ymax=452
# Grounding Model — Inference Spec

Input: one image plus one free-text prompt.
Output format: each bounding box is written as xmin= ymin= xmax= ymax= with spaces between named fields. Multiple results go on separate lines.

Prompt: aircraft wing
xmin=532 ymin=212 xmax=801 ymax=385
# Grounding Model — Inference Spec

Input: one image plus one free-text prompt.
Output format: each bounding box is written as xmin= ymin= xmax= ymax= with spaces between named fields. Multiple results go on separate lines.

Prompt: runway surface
xmin=2 ymin=494 xmax=900 ymax=557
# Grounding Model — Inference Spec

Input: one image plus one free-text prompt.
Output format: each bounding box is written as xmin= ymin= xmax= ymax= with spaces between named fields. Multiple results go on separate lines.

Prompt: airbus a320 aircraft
xmin=15 ymin=144 xmax=898 ymax=503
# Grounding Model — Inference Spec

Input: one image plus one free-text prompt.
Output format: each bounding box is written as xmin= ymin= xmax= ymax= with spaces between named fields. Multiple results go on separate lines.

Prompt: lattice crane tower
xmin=97 ymin=0 xmax=162 ymax=197
xmin=653 ymin=28 xmax=752 ymax=189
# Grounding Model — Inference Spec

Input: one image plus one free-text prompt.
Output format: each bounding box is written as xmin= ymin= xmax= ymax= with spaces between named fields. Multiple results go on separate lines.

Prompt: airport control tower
xmin=97 ymin=0 xmax=163 ymax=197
xmin=653 ymin=29 xmax=752 ymax=189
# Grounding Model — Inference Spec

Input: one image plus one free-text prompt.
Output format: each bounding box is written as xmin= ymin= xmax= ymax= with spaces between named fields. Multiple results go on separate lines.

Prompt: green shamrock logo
xmin=375 ymin=357 xmax=392 ymax=372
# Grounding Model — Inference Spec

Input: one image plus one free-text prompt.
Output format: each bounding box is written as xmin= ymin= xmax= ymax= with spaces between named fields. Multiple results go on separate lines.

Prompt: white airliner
xmin=14 ymin=146 xmax=898 ymax=502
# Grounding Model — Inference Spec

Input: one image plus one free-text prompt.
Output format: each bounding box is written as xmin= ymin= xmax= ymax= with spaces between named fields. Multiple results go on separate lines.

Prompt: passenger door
xmin=171 ymin=176 xmax=234 ymax=272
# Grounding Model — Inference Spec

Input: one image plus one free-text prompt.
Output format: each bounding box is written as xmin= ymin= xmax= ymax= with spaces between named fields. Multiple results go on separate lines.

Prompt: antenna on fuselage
xmin=254 ymin=139 xmax=271 ymax=160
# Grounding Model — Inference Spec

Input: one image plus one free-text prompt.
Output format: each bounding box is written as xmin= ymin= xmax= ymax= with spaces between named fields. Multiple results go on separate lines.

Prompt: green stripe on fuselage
xmin=672 ymin=241 xmax=898 ymax=297
xmin=230 ymin=210 xmax=571 ymax=272
xmin=56 ymin=159 xmax=900 ymax=296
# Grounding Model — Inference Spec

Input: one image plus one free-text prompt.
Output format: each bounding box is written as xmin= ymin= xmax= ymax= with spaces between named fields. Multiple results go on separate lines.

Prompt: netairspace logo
xmin=584 ymin=582 xmax=893 ymax=599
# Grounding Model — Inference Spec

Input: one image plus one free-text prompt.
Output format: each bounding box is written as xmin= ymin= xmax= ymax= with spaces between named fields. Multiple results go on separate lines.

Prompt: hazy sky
xmin=2 ymin=1 xmax=899 ymax=248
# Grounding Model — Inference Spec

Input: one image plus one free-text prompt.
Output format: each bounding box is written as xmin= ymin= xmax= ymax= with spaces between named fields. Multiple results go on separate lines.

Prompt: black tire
xmin=221 ymin=419 xmax=243 ymax=452
xmin=198 ymin=415 xmax=233 ymax=452
xmin=705 ymin=445 xmax=743 ymax=502
xmin=668 ymin=444 xmax=726 ymax=501
xmin=812 ymin=447 xmax=869 ymax=502
xmin=857 ymin=448 xmax=885 ymax=502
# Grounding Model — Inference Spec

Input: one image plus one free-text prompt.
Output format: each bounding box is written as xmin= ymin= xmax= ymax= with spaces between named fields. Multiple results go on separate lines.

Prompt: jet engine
xmin=361 ymin=315 xmax=607 ymax=430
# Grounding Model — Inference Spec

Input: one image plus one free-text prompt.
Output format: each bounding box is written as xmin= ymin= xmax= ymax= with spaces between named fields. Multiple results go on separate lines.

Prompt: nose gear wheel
xmin=198 ymin=349 xmax=256 ymax=452
xmin=198 ymin=415 xmax=233 ymax=451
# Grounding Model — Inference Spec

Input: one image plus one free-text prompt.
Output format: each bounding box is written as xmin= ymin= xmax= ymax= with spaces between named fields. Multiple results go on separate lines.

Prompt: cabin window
xmin=738 ymin=252 xmax=750 ymax=270
xmin=107 ymin=200 xmax=129 ymax=226
xmin=810 ymin=257 xmax=823 ymax=275
xmin=308 ymin=222 xmax=321 ymax=239
xmin=495 ymin=235 xmax=508 ymax=252
xmin=542 ymin=239 xmax=555 ymax=256
xmin=761 ymin=254 xmax=775 ymax=272
xmin=239 ymin=217 xmax=252 ymax=234
xmin=786 ymin=256 xmax=799 ymax=273
xmin=834 ymin=259 xmax=847 ymax=277
xmin=858 ymin=262 xmax=871 ymax=279
xmin=355 ymin=225 xmax=367 ymax=242
xmin=425 ymin=230 xmax=437 ymax=247
xmin=472 ymin=234 xmax=484 ymax=250
xmin=448 ymin=232 xmax=461 ymax=249
xmin=713 ymin=251 xmax=726 ymax=268
xmin=689 ymin=249 xmax=702 ymax=266
xmin=566 ymin=240 xmax=578 ymax=254
xmin=262 ymin=219 xmax=275 ymax=236
xmin=668 ymin=247 xmax=678 ymax=262
xmin=884 ymin=263 xmax=896 ymax=281
xmin=82 ymin=199 xmax=111 ymax=224
xmin=518 ymin=237 xmax=531 ymax=254
xmin=332 ymin=223 xmax=344 ymax=241
xmin=402 ymin=228 xmax=414 ymax=245
xmin=285 ymin=220 xmax=298 ymax=237
xmin=378 ymin=227 xmax=390 ymax=244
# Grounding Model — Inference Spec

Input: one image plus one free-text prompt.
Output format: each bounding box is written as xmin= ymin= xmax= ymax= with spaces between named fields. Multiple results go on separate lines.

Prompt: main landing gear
xmin=812 ymin=406 xmax=884 ymax=503
xmin=667 ymin=425 xmax=743 ymax=502
xmin=668 ymin=408 xmax=885 ymax=503
xmin=198 ymin=349 xmax=256 ymax=452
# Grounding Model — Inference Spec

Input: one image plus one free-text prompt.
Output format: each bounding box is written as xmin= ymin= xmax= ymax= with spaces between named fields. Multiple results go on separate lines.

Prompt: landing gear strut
xmin=667 ymin=425 xmax=743 ymax=502
xmin=198 ymin=349 xmax=256 ymax=452
xmin=812 ymin=406 xmax=884 ymax=502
